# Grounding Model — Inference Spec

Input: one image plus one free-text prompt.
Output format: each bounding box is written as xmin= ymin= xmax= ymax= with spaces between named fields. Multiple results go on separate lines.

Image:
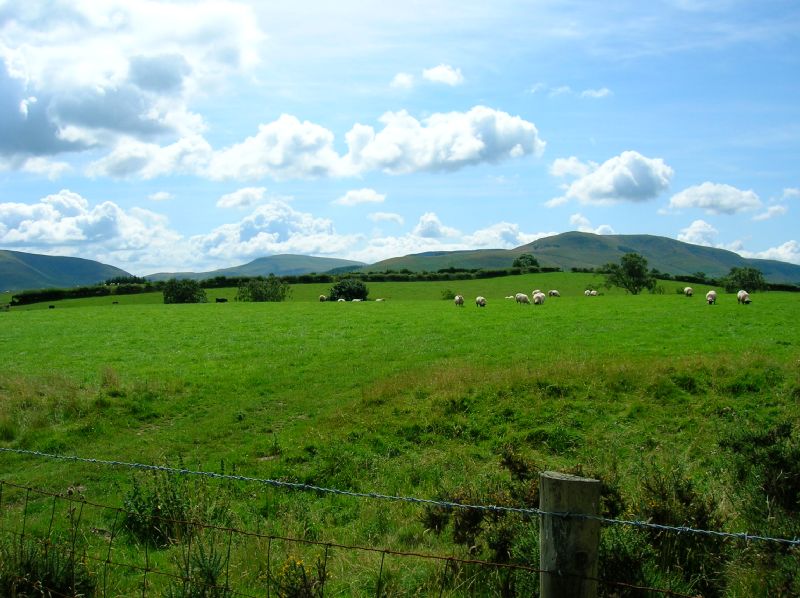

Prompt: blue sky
xmin=1 ymin=1 xmax=798 ymax=275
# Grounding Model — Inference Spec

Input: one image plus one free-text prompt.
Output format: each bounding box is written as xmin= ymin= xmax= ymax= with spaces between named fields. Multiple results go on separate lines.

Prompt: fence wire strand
xmin=2 ymin=446 xmax=798 ymax=548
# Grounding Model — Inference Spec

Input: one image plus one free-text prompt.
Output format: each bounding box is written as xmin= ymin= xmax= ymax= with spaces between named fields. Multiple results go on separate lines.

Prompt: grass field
xmin=1 ymin=274 xmax=798 ymax=596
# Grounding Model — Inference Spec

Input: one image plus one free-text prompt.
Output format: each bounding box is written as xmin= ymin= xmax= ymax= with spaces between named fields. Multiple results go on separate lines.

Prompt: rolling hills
xmin=2 ymin=232 xmax=800 ymax=292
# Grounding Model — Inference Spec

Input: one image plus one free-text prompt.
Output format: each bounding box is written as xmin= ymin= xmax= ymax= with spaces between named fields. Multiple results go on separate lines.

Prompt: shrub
xmin=328 ymin=278 xmax=368 ymax=301
xmin=0 ymin=536 xmax=96 ymax=597
xmin=163 ymin=279 xmax=207 ymax=304
xmin=272 ymin=556 xmax=328 ymax=597
xmin=166 ymin=537 xmax=232 ymax=598
xmin=235 ymin=275 xmax=291 ymax=302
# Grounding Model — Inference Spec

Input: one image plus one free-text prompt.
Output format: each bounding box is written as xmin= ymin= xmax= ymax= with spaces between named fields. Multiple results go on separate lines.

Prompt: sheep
xmin=737 ymin=290 xmax=751 ymax=304
xmin=706 ymin=290 xmax=717 ymax=305
xmin=375 ymin=298 xmax=385 ymax=302
xmin=515 ymin=292 xmax=530 ymax=304
xmin=684 ymin=287 xmax=693 ymax=297
xmin=337 ymin=298 xmax=346 ymax=302
xmin=475 ymin=296 xmax=487 ymax=307
xmin=532 ymin=289 xmax=542 ymax=296
xmin=590 ymin=290 xmax=598 ymax=296
xmin=352 ymin=298 xmax=362 ymax=302
xmin=319 ymin=294 xmax=327 ymax=302
xmin=505 ymin=295 xmax=515 ymax=300
xmin=454 ymin=294 xmax=465 ymax=307
xmin=584 ymin=289 xmax=592 ymax=296
xmin=548 ymin=290 xmax=560 ymax=297
xmin=533 ymin=292 xmax=546 ymax=305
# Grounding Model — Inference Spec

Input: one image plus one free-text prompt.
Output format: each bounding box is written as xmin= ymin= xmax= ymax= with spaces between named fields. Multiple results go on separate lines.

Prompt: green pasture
xmin=0 ymin=275 xmax=798 ymax=595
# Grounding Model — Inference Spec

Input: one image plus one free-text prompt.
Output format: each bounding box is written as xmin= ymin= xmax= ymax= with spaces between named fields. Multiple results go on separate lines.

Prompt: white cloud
xmin=669 ymin=182 xmax=762 ymax=215
xmin=422 ymin=64 xmax=464 ymax=86
xmin=548 ymin=150 xmax=673 ymax=206
xmin=190 ymin=200 xmax=360 ymax=261
xmin=677 ymin=219 xmax=719 ymax=246
xmin=783 ymin=188 xmax=800 ymax=200
xmin=738 ymin=240 xmax=800 ymax=265
xmin=463 ymin=222 xmax=555 ymax=248
xmin=345 ymin=106 xmax=545 ymax=175
xmin=334 ymin=188 xmax=386 ymax=207
xmin=87 ymin=134 xmax=213 ymax=179
xmin=569 ymin=213 xmax=615 ymax=235
xmin=550 ymin=156 xmax=595 ymax=178
xmin=368 ymin=212 xmax=404 ymax=225
xmin=21 ymin=157 xmax=70 ymax=179
xmin=580 ymin=87 xmax=612 ymax=98
xmin=549 ymin=85 xmax=572 ymax=97
xmin=217 ymin=187 xmax=268 ymax=209
xmin=390 ymin=72 xmax=414 ymax=89
xmin=148 ymin=191 xmax=174 ymax=202
xmin=412 ymin=212 xmax=460 ymax=238
xmin=752 ymin=205 xmax=787 ymax=221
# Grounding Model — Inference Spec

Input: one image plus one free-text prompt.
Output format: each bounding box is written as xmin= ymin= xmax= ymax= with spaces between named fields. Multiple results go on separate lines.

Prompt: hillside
xmin=0 ymin=250 xmax=130 ymax=292
xmin=366 ymin=232 xmax=800 ymax=284
xmin=146 ymin=254 xmax=366 ymax=282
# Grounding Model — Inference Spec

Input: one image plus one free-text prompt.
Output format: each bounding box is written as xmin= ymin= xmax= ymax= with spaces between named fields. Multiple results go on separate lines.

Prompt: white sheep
xmin=352 ymin=298 xmax=362 ymax=302
xmin=706 ymin=290 xmax=717 ymax=305
xmin=737 ymin=290 xmax=751 ymax=304
xmin=584 ymin=289 xmax=592 ymax=296
xmin=454 ymin=294 xmax=465 ymax=307
xmin=533 ymin=292 xmax=546 ymax=305
xmin=375 ymin=298 xmax=385 ymax=302
xmin=475 ymin=296 xmax=487 ymax=307
xmin=548 ymin=290 xmax=560 ymax=297
xmin=590 ymin=290 xmax=598 ymax=296
xmin=532 ymin=289 xmax=542 ymax=296
xmin=515 ymin=292 xmax=530 ymax=304
xmin=684 ymin=287 xmax=693 ymax=297
xmin=505 ymin=295 xmax=515 ymax=299
xmin=319 ymin=294 xmax=327 ymax=302
xmin=337 ymin=298 xmax=346 ymax=302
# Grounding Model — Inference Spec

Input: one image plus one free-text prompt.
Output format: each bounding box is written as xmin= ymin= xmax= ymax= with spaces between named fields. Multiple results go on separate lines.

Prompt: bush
xmin=0 ymin=536 xmax=96 ymax=597
xmin=328 ymin=278 xmax=368 ymax=301
xmin=235 ymin=275 xmax=291 ymax=302
xmin=163 ymin=279 xmax=207 ymax=304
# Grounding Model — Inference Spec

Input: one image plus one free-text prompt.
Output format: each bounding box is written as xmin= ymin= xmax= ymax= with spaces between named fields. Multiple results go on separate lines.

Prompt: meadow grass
xmin=0 ymin=275 xmax=798 ymax=595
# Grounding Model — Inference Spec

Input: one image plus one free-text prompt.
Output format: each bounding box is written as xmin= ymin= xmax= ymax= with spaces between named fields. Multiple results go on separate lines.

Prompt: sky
xmin=1 ymin=1 xmax=799 ymax=276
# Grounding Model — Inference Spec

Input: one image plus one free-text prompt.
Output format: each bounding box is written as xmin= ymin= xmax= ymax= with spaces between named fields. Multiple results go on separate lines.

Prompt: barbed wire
xmin=2 ymin=446 xmax=799 ymax=549
xmin=0 ymin=481 xmax=701 ymax=598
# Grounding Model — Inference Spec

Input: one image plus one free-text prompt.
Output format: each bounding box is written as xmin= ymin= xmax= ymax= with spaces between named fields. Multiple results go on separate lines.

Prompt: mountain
xmin=366 ymin=232 xmax=800 ymax=284
xmin=0 ymin=250 xmax=131 ymax=292
xmin=146 ymin=254 xmax=366 ymax=282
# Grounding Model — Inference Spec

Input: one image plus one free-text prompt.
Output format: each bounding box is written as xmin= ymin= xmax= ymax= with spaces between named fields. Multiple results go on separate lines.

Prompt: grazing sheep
xmin=454 ymin=294 xmax=465 ymax=307
xmin=548 ymin=290 xmax=560 ymax=297
xmin=375 ymin=298 xmax=385 ymax=302
xmin=319 ymin=294 xmax=327 ymax=302
xmin=584 ymin=289 xmax=592 ymax=296
xmin=737 ymin=290 xmax=751 ymax=304
xmin=532 ymin=289 xmax=542 ymax=296
xmin=352 ymin=298 xmax=362 ymax=302
xmin=590 ymin=290 xmax=598 ymax=296
xmin=684 ymin=287 xmax=693 ymax=297
xmin=533 ymin=292 xmax=546 ymax=305
xmin=515 ymin=292 xmax=530 ymax=304
xmin=505 ymin=295 xmax=515 ymax=299
xmin=706 ymin=290 xmax=717 ymax=305
xmin=337 ymin=298 xmax=346 ymax=302
xmin=475 ymin=296 xmax=487 ymax=307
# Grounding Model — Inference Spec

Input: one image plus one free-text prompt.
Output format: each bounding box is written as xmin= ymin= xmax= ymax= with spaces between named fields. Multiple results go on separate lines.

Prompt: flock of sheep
xmin=453 ymin=286 xmax=754 ymax=307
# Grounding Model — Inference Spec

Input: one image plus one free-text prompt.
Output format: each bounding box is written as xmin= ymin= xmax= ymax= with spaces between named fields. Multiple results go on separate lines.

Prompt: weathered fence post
xmin=540 ymin=471 xmax=601 ymax=598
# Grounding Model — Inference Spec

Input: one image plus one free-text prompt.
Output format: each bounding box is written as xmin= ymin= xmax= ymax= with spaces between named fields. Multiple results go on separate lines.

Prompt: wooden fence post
xmin=539 ymin=471 xmax=601 ymax=598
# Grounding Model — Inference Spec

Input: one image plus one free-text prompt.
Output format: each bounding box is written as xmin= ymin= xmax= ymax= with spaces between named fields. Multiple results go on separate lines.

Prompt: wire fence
xmin=1 ymin=448 xmax=798 ymax=596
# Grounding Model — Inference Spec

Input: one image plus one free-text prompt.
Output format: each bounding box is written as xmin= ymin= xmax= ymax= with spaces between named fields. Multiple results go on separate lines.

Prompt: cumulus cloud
xmin=87 ymin=134 xmax=213 ymax=179
xmin=333 ymin=188 xmax=386 ymax=206
xmin=368 ymin=212 xmax=404 ymax=225
xmin=390 ymin=72 xmax=414 ymax=89
xmin=668 ymin=182 xmax=761 ymax=215
xmin=190 ymin=200 xmax=359 ymax=261
xmin=752 ymin=205 xmax=787 ymax=221
xmin=20 ymin=157 xmax=71 ymax=179
xmin=345 ymin=106 xmax=545 ymax=175
xmin=569 ymin=213 xmax=615 ymax=235
xmin=550 ymin=156 xmax=594 ymax=178
xmin=0 ymin=1 xmax=263 ymax=161
xmin=217 ymin=187 xmax=268 ymax=209
xmin=677 ymin=219 xmax=719 ymax=246
xmin=548 ymin=150 xmax=673 ymax=207
xmin=422 ymin=64 xmax=464 ymax=86
xmin=463 ymin=222 xmax=555 ymax=248
xmin=0 ymin=189 xmax=183 ymax=273
xmin=412 ymin=212 xmax=460 ymax=238
xmin=738 ymin=240 xmax=800 ymax=265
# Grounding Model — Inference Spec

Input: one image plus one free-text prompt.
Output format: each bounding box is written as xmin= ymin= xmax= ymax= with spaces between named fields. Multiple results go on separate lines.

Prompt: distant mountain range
xmin=2 ymin=232 xmax=799 ymax=292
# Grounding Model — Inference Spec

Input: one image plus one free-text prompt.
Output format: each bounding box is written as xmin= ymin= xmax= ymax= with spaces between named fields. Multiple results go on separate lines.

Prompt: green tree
xmin=603 ymin=253 xmax=656 ymax=295
xmin=328 ymin=278 xmax=369 ymax=301
xmin=723 ymin=267 xmax=766 ymax=293
xmin=162 ymin=278 xmax=207 ymax=304
xmin=512 ymin=253 xmax=539 ymax=269
xmin=235 ymin=275 xmax=291 ymax=302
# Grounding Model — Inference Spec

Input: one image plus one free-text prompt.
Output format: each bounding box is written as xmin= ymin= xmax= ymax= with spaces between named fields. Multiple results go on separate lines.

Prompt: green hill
xmin=0 ymin=250 xmax=131 ymax=292
xmin=146 ymin=254 xmax=366 ymax=282
xmin=366 ymin=232 xmax=800 ymax=284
